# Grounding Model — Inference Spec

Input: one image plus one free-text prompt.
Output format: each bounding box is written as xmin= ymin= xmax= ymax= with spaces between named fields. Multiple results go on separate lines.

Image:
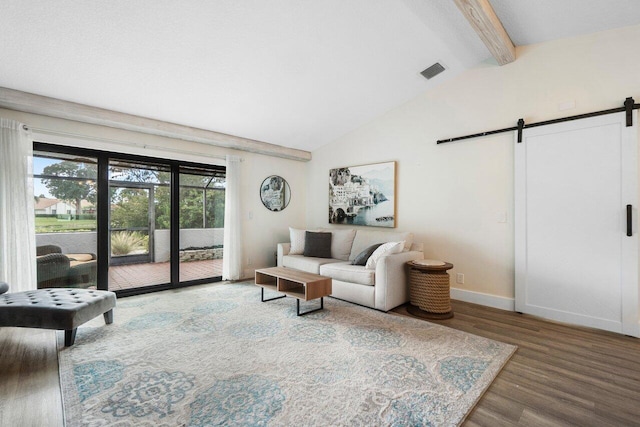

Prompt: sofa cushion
xmin=365 ymin=241 xmax=404 ymax=269
xmin=320 ymin=262 xmax=375 ymax=286
xmin=289 ymin=227 xmax=307 ymax=255
xmin=0 ymin=288 xmax=116 ymax=331
xmin=66 ymin=253 xmax=94 ymax=262
xmin=351 ymin=243 xmax=383 ymax=266
xmin=349 ymin=230 xmax=414 ymax=260
xmin=328 ymin=229 xmax=356 ymax=261
xmin=282 ymin=255 xmax=341 ymax=274
xmin=304 ymin=231 xmax=332 ymax=258
xmin=69 ymin=260 xmax=95 ymax=268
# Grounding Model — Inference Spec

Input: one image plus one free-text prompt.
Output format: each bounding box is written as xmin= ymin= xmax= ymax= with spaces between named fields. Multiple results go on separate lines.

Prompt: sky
xmin=33 ymin=156 xmax=55 ymax=198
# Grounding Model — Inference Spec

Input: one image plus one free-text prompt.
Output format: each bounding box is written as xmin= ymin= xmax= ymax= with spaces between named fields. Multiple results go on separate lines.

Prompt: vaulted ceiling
xmin=1 ymin=1 xmax=639 ymax=152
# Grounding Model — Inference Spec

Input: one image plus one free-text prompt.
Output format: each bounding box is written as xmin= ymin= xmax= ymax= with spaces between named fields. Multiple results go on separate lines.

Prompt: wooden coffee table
xmin=254 ymin=267 xmax=332 ymax=316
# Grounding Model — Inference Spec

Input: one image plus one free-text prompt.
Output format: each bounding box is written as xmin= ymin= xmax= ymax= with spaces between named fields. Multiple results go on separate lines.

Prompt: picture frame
xmin=329 ymin=161 xmax=396 ymax=227
xmin=260 ymin=175 xmax=290 ymax=211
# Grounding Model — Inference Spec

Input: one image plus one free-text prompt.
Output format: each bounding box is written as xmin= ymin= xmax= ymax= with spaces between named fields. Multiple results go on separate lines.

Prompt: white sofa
xmin=277 ymin=228 xmax=424 ymax=311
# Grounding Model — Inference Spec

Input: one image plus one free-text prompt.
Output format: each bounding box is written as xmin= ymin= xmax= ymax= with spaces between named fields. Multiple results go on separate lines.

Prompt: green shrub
xmin=111 ymin=231 xmax=148 ymax=255
xmin=76 ymin=214 xmax=97 ymax=220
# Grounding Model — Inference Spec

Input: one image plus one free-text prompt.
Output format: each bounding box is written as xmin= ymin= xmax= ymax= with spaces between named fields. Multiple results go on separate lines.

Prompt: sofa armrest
xmin=36 ymin=253 xmax=71 ymax=289
xmin=277 ymin=243 xmax=291 ymax=267
xmin=374 ymin=250 xmax=424 ymax=311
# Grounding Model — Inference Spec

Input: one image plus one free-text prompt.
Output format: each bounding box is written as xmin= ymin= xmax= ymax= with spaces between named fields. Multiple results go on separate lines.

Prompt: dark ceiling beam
xmin=453 ymin=0 xmax=516 ymax=65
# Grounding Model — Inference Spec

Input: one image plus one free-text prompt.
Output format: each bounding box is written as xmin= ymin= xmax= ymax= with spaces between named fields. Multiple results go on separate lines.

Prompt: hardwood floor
xmin=0 ymin=328 xmax=63 ymax=426
xmin=394 ymin=301 xmax=640 ymax=426
xmin=1 ymin=297 xmax=638 ymax=426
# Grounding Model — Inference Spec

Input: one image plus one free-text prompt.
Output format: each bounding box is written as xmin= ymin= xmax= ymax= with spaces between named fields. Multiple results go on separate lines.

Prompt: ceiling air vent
xmin=420 ymin=62 xmax=445 ymax=80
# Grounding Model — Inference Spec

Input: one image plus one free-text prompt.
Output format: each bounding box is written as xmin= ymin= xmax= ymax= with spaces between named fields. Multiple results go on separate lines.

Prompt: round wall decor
xmin=260 ymin=175 xmax=290 ymax=211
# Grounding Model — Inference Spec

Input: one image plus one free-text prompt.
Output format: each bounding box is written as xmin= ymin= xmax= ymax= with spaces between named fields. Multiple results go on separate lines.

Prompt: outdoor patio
xmin=108 ymin=259 xmax=223 ymax=291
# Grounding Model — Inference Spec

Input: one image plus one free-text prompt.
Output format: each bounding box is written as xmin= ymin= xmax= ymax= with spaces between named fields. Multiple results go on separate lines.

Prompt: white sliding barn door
xmin=515 ymin=112 xmax=639 ymax=337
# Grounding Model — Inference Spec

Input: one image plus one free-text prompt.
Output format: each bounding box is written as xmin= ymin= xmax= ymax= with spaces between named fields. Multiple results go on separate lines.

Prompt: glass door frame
xmin=34 ymin=142 xmax=225 ymax=297
xmin=108 ymin=182 xmax=155 ymax=266
xmin=178 ymin=166 xmax=226 ymax=283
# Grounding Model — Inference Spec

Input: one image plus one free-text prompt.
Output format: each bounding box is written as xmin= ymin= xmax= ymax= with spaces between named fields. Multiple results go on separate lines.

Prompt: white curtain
xmin=0 ymin=118 xmax=36 ymax=292
xmin=222 ymin=154 xmax=242 ymax=280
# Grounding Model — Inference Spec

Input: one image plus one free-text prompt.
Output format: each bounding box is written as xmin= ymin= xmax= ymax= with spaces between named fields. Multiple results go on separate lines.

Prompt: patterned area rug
xmin=58 ymin=281 xmax=516 ymax=426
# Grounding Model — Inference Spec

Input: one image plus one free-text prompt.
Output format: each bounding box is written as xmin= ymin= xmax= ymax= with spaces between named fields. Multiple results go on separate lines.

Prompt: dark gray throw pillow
xmin=304 ymin=231 xmax=332 ymax=258
xmin=351 ymin=243 xmax=383 ymax=266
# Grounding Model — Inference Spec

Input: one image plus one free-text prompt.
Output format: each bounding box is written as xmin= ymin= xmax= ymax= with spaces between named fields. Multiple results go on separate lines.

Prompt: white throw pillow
xmin=365 ymin=241 xmax=404 ymax=269
xmin=349 ymin=231 xmax=414 ymax=259
xmin=289 ymin=227 xmax=307 ymax=255
xmin=329 ymin=229 xmax=356 ymax=260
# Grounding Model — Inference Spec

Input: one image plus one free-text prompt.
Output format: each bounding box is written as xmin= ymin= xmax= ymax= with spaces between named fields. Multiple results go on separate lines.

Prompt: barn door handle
xmin=627 ymin=205 xmax=633 ymax=236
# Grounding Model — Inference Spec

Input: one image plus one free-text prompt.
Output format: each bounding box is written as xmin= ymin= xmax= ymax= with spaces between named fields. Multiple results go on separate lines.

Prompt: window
xmin=34 ymin=142 xmax=225 ymax=296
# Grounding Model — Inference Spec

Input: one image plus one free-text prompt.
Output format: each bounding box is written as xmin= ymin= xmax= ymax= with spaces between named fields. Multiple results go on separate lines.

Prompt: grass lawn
xmin=35 ymin=217 xmax=96 ymax=233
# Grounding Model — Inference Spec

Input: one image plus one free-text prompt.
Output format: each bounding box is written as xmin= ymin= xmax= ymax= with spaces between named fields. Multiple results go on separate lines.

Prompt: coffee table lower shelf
xmin=255 ymin=267 xmax=332 ymax=316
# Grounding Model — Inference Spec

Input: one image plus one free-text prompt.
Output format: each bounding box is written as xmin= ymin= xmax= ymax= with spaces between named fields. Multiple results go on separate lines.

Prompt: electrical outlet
xmin=456 ymin=273 xmax=464 ymax=284
xmin=247 ymin=257 xmax=252 ymax=266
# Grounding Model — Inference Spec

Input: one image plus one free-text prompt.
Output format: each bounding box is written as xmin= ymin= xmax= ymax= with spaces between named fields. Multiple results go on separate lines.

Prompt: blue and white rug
xmin=58 ymin=281 xmax=515 ymax=426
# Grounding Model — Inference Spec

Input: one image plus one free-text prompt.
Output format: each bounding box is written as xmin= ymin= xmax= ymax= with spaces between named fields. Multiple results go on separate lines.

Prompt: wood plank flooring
xmin=394 ymin=300 xmax=640 ymax=426
xmin=0 ymin=328 xmax=63 ymax=426
xmin=1 ymin=297 xmax=638 ymax=426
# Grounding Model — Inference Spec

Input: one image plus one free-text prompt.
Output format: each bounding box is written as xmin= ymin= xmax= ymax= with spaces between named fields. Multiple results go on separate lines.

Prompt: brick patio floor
xmin=108 ymin=259 xmax=223 ymax=291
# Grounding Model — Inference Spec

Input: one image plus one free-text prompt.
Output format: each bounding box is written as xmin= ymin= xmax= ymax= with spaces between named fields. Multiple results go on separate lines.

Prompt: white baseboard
xmin=450 ymin=287 xmax=515 ymax=311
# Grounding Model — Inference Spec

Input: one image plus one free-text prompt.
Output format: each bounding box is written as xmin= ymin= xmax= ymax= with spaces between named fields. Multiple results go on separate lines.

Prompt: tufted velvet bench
xmin=0 ymin=286 xmax=116 ymax=346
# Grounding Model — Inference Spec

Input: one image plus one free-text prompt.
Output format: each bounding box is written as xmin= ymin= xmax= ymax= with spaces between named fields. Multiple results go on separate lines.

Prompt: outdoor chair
xmin=36 ymin=245 xmax=97 ymax=289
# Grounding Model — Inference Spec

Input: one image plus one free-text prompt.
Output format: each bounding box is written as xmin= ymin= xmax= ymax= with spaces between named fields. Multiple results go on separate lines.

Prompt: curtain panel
xmin=0 ymin=118 xmax=36 ymax=292
xmin=222 ymin=155 xmax=242 ymax=280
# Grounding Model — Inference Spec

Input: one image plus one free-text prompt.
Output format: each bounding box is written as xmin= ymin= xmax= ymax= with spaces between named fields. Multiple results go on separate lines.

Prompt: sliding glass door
xmin=33 ymin=151 xmax=99 ymax=290
xmin=108 ymin=159 xmax=172 ymax=292
xmin=179 ymin=167 xmax=226 ymax=282
xmin=33 ymin=142 xmax=225 ymax=296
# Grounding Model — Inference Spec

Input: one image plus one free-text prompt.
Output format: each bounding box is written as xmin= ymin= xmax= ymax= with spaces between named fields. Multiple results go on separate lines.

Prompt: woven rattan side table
xmin=406 ymin=260 xmax=454 ymax=319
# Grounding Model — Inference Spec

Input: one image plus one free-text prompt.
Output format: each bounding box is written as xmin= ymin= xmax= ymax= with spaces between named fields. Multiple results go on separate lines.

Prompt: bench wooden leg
xmin=65 ymin=328 xmax=77 ymax=347
xmin=103 ymin=309 xmax=114 ymax=324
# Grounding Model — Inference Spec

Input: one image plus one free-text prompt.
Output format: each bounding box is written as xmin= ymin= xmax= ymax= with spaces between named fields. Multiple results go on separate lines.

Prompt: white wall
xmin=154 ymin=228 xmax=225 ymax=262
xmin=36 ymin=231 xmax=97 ymax=254
xmin=1 ymin=108 xmax=307 ymax=279
xmin=52 ymin=201 xmax=76 ymax=215
xmin=307 ymin=25 xmax=640 ymax=305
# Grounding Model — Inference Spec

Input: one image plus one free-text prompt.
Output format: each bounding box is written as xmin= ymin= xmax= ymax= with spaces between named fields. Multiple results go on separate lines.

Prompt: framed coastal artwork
xmin=329 ymin=161 xmax=396 ymax=228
